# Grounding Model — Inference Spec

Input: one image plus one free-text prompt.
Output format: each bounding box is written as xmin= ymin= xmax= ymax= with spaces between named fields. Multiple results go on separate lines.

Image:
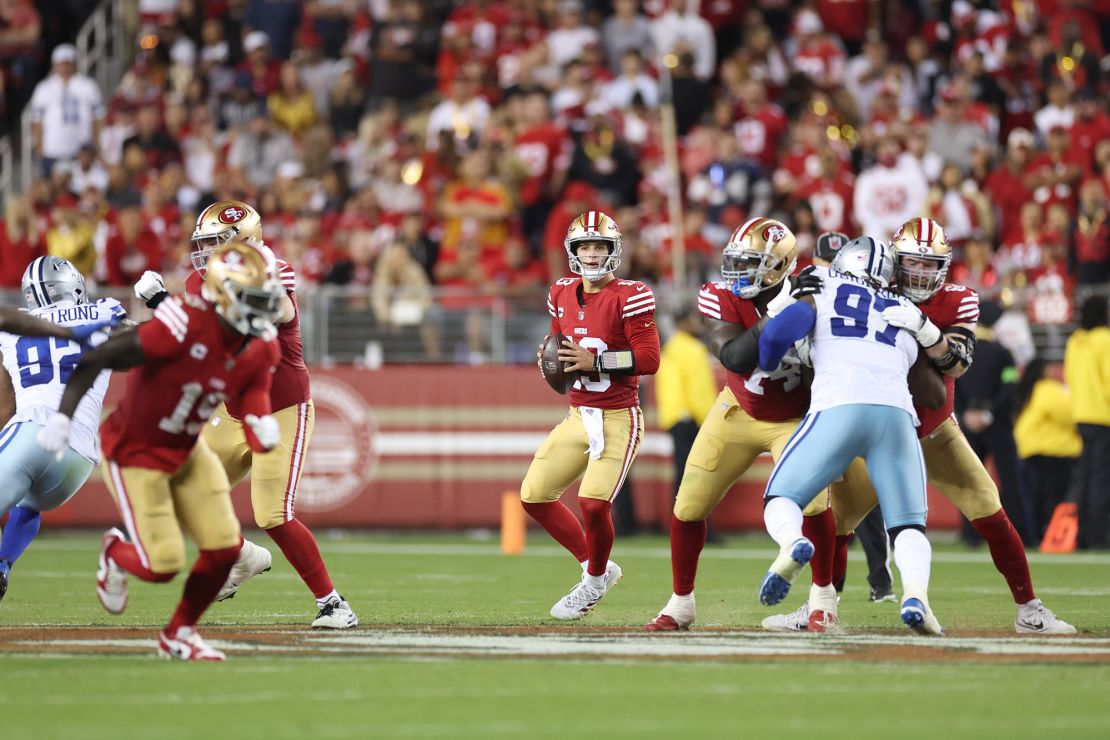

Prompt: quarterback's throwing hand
xmin=134 ymin=271 xmax=166 ymax=302
xmin=558 ymin=338 xmax=596 ymax=373
xmin=245 ymin=414 xmax=281 ymax=450
xmin=881 ymin=301 xmax=942 ymax=347
xmin=37 ymin=412 xmax=72 ymax=461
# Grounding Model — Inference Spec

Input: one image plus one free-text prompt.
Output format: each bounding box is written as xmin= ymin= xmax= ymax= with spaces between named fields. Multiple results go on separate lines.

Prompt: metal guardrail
xmin=0 ymin=0 xmax=128 ymax=211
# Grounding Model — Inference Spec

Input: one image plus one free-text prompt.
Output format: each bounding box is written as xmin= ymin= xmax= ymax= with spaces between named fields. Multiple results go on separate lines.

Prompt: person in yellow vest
xmin=1014 ymin=357 xmax=1082 ymax=542
xmin=655 ymin=307 xmax=717 ymax=509
xmin=1063 ymin=295 xmax=1110 ymax=549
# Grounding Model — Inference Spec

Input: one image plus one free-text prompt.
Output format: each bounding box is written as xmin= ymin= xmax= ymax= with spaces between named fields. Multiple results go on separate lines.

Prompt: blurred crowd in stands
xmin=0 ymin=0 xmax=1108 ymax=331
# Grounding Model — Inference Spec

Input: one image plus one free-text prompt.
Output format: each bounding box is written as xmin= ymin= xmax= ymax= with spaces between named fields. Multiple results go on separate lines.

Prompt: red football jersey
xmin=101 ymin=294 xmax=281 ymax=472
xmin=696 ymin=281 xmax=809 ymax=422
xmin=546 ymin=277 xmax=658 ymax=410
xmin=186 ymin=259 xmax=311 ymax=414
xmin=514 ymin=123 xmax=572 ymax=206
xmin=915 ymin=284 xmax=980 ymax=438
xmin=795 ymin=174 xmax=856 ymax=235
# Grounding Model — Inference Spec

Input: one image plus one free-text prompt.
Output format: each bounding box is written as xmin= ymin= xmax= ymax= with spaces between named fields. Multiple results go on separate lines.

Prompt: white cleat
xmin=216 ymin=539 xmax=272 ymax=602
xmin=158 ymin=626 xmax=226 ymax=661
xmin=644 ymin=592 xmax=696 ymax=632
xmin=761 ymin=602 xmax=810 ymax=632
xmin=1015 ymin=599 xmax=1077 ymax=635
xmin=551 ymin=561 xmax=622 ymax=621
xmin=96 ymin=528 xmax=128 ymax=615
xmin=900 ymin=596 xmax=944 ymax=636
xmin=312 ymin=595 xmax=359 ymax=629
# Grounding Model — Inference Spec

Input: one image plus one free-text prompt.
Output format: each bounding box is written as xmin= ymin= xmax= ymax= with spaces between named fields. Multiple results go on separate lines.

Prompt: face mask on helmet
xmin=568 ymin=238 xmax=621 ymax=280
xmin=203 ymin=244 xmax=283 ymax=340
xmin=896 ymin=253 xmax=950 ymax=302
xmin=217 ymin=279 xmax=283 ymax=341
xmin=21 ymin=257 xmax=88 ymax=309
xmin=190 ymin=230 xmax=234 ymax=274
xmin=192 ymin=202 xmax=263 ymax=274
xmin=722 ymin=248 xmax=783 ymax=299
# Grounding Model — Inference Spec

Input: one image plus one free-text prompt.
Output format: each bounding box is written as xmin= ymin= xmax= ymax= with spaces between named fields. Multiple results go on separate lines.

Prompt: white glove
xmin=244 ymin=414 xmax=281 ymax=450
xmin=881 ymin=301 xmax=942 ymax=347
xmin=794 ymin=336 xmax=813 ymax=367
xmin=37 ymin=412 xmax=72 ymax=461
xmin=764 ymin=279 xmax=795 ymax=318
xmin=134 ymin=271 xmax=166 ymax=302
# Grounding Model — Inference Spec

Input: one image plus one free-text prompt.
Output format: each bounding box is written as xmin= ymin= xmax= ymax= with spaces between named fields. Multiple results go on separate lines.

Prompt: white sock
xmin=580 ymin=559 xmax=589 ymax=572
xmin=583 ymin=573 xmax=605 ymax=589
xmin=763 ymin=497 xmax=804 ymax=549
xmin=892 ymin=529 xmax=932 ymax=598
xmin=316 ymin=589 xmax=340 ymax=608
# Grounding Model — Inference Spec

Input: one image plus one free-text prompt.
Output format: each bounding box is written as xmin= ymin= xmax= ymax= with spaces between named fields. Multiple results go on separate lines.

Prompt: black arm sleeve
xmin=719 ymin=325 xmax=761 ymax=375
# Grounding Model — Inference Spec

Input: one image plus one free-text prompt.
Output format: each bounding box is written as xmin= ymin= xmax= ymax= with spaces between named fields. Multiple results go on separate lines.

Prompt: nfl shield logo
xmin=578 ymin=311 xmax=585 ymax=320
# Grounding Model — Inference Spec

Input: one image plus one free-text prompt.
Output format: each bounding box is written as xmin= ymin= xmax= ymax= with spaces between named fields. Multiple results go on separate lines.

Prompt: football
xmin=540 ymin=333 xmax=578 ymax=394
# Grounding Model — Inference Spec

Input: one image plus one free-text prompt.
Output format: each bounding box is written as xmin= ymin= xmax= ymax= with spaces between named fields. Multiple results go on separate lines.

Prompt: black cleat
xmin=869 ymin=584 xmax=897 ymax=603
xmin=0 ymin=559 xmax=11 ymax=603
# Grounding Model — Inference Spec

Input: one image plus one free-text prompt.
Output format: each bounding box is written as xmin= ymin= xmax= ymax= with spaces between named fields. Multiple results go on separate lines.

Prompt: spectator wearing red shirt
xmin=950 ymin=234 xmax=1001 ymax=302
xmin=1026 ymin=233 xmax=1075 ymax=325
xmin=790 ymin=8 xmax=846 ymax=89
xmin=1074 ymin=179 xmax=1110 ymax=285
xmin=1069 ymin=89 xmax=1110 ymax=173
xmin=998 ymin=201 xmax=1048 ymax=278
xmin=103 ymin=197 xmax=164 ymax=287
xmin=816 ymin=0 xmax=875 ymax=56
xmin=794 ymin=146 xmax=855 ymax=237
xmin=733 ymin=78 xmax=787 ymax=172
xmin=985 ymin=128 xmax=1035 ymax=244
xmin=438 ymin=148 xmax=514 ymax=270
xmin=1028 ymin=125 xmax=1086 ymax=215
xmin=0 ymin=195 xmax=45 ymax=288
xmin=512 ymin=90 xmax=572 ymax=258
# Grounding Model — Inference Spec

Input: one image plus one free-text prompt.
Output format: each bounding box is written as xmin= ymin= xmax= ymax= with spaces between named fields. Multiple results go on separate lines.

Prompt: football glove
xmin=134 ymin=271 xmax=166 ymax=301
xmin=881 ymin=301 xmax=942 ymax=347
xmin=245 ymin=414 xmax=281 ymax=451
xmin=37 ymin=412 xmax=72 ymax=461
xmin=790 ymin=265 xmax=824 ymax=299
xmin=70 ymin=316 xmax=122 ymax=345
xmin=765 ymin=279 xmax=795 ymax=318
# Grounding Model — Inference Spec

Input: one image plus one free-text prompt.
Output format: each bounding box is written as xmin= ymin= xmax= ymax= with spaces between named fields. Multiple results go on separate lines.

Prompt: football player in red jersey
xmin=134 ymin=200 xmax=356 ymax=629
xmin=643 ymin=217 xmax=853 ymax=632
xmin=777 ymin=218 xmax=1075 ymax=634
xmin=38 ymin=242 xmax=284 ymax=660
xmin=521 ymin=210 xmax=659 ymax=620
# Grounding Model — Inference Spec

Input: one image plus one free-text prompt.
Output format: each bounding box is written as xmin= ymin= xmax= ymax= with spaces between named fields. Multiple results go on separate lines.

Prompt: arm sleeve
xmin=136 ymin=299 xmax=191 ymax=362
xmin=758 ymin=301 xmax=815 ymax=371
xmin=719 ymin=328 xmax=760 ymax=375
xmin=625 ymin=312 xmax=660 ymax=375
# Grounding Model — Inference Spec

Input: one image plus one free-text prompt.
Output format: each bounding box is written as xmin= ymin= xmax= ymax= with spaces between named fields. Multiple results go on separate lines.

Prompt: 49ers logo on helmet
xmin=218 ymin=206 xmax=246 ymax=224
xmin=893 ymin=225 xmax=906 ymax=241
xmin=763 ymin=224 xmax=786 ymax=242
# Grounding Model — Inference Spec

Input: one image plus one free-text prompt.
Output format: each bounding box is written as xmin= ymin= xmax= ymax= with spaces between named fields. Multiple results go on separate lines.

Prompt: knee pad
xmin=887 ymin=524 xmax=926 ymax=542
xmin=255 ymin=510 xmax=287 ymax=530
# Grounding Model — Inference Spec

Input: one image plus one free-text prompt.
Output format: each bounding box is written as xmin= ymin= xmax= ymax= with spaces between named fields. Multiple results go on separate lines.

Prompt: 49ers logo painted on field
xmin=295 ymin=376 xmax=379 ymax=513
xmin=218 ymin=206 xmax=246 ymax=224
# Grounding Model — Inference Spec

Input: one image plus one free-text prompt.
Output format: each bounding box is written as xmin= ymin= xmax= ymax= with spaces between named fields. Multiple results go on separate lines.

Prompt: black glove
xmin=790 ymin=265 xmax=823 ymax=299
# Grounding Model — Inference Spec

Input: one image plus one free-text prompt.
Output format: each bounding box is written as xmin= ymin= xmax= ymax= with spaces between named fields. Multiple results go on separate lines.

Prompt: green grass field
xmin=2 ymin=531 xmax=1109 ymax=739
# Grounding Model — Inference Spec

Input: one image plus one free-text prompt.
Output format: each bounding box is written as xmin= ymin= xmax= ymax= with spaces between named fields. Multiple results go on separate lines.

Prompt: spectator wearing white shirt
xmin=853 ymin=135 xmax=928 ymax=239
xmin=1034 ymin=80 xmax=1074 ymax=141
xmin=652 ymin=0 xmax=716 ymax=81
xmin=29 ymin=44 xmax=106 ymax=175
xmin=546 ymin=0 xmax=601 ymax=71
xmin=66 ymin=144 xmax=109 ymax=195
xmin=602 ymin=50 xmax=659 ymax=110
xmin=425 ymin=75 xmax=491 ymax=151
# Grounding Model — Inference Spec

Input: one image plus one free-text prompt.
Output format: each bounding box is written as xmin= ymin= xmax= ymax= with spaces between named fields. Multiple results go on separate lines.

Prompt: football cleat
xmin=96 ymin=528 xmax=129 ymax=615
xmin=1015 ymin=599 xmax=1077 ymax=635
xmin=807 ymin=584 xmax=842 ymax=633
xmin=158 ymin=627 xmax=226 ymax=661
xmin=869 ymin=584 xmax=897 ymax=603
xmin=0 ymin=559 xmax=10 ymax=603
xmin=312 ymin=595 xmax=359 ymax=629
xmin=900 ymin=597 xmax=944 ymax=636
xmin=551 ymin=561 xmax=622 ymax=621
xmin=761 ymin=602 xmax=810 ymax=632
xmin=644 ymin=592 xmax=696 ymax=632
xmin=759 ymin=537 xmax=814 ymax=606
xmin=216 ymin=539 xmax=273 ymax=602
xmin=807 ymin=609 xmax=842 ymax=633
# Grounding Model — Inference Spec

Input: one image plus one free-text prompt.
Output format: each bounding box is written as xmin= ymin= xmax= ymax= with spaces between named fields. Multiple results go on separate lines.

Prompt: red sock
xmin=165 ymin=545 xmax=240 ymax=634
xmin=578 ymin=498 xmax=615 ymax=577
xmin=832 ymin=534 xmax=854 ymax=593
xmin=671 ymin=516 xmax=707 ymax=596
xmin=107 ymin=540 xmax=175 ymax=582
xmin=266 ymin=519 xmax=335 ymax=600
xmin=802 ymin=508 xmax=836 ymax=587
xmin=522 ymin=501 xmax=588 ymax=562
xmin=971 ymin=510 xmax=1036 ymax=603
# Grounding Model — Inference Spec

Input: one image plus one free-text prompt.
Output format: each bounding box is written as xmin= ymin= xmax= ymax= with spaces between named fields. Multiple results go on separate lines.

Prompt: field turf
xmin=1 ymin=531 xmax=1108 ymax=739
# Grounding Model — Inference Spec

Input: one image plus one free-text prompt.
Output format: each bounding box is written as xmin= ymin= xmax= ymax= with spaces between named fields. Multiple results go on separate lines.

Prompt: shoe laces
xmin=562 ymin=581 xmax=603 ymax=609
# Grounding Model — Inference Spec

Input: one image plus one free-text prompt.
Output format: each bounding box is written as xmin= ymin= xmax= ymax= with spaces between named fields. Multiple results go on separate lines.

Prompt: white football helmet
xmin=21 ymin=256 xmax=88 ymax=309
xmin=830 ymin=236 xmax=896 ymax=288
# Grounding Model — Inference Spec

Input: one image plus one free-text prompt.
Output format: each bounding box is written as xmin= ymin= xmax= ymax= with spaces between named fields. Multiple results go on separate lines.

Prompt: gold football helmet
xmin=891 ymin=217 xmax=951 ymax=302
xmin=722 ymin=217 xmax=797 ymax=299
xmin=191 ymin=200 xmax=264 ymax=273
xmin=564 ymin=210 xmax=622 ymax=280
xmin=202 ymin=240 xmax=283 ymax=340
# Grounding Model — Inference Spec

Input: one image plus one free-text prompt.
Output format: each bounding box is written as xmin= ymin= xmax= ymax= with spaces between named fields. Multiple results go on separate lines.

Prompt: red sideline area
xmin=40 ymin=366 xmax=964 ymax=531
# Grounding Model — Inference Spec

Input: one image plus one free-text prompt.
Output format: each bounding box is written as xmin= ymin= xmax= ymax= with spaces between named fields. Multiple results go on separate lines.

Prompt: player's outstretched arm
xmin=0 ymin=307 xmax=116 ymax=345
xmin=758 ymin=298 xmax=816 ymax=371
xmin=57 ymin=329 xmax=145 ymax=419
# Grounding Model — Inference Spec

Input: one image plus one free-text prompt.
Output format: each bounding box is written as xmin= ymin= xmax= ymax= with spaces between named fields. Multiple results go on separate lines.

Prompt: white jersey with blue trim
xmin=806 ymin=267 xmax=919 ymax=424
xmin=0 ymin=298 xmax=125 ymax=463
